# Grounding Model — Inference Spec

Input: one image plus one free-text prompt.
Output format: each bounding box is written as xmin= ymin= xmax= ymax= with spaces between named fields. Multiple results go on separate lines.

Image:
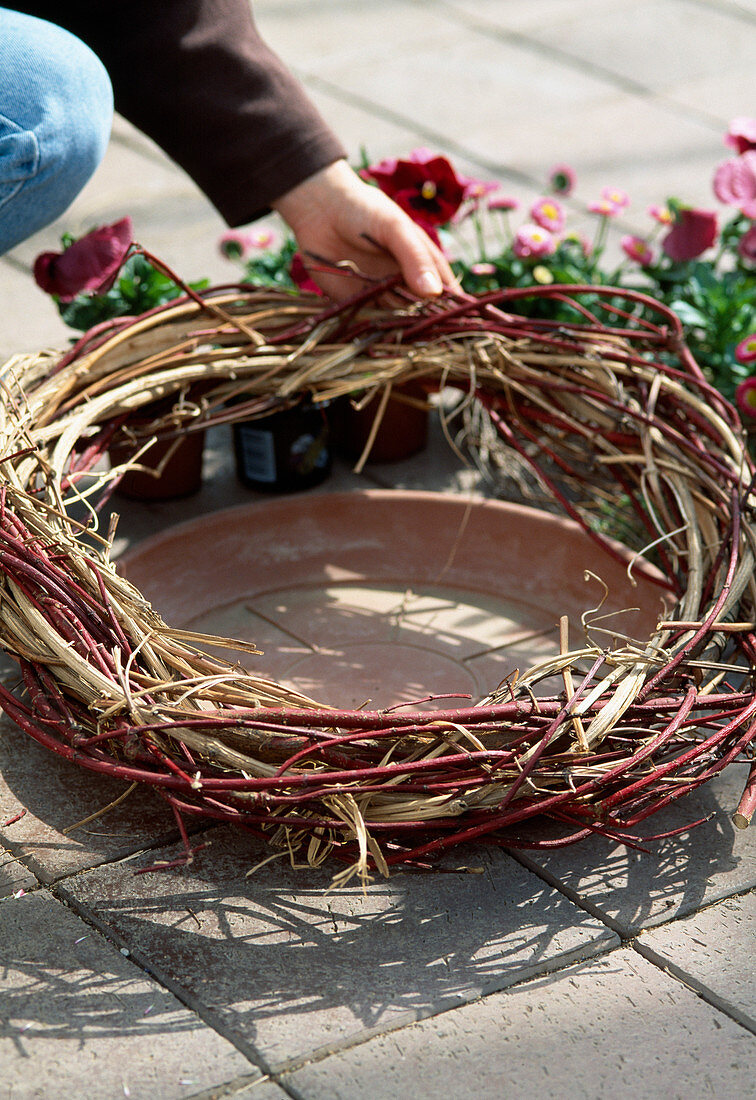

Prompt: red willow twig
xmin=1 ymin=277 xmax=755 ymax=873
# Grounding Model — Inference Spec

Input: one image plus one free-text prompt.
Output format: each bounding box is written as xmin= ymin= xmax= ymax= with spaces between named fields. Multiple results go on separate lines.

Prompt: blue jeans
xmin=0 ymin=8 xmax=113 ymax=255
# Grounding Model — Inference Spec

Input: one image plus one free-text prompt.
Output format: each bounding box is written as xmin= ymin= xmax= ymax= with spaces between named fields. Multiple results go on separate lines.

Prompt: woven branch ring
xmin=1 ymin=281 xmax=754 ymax=881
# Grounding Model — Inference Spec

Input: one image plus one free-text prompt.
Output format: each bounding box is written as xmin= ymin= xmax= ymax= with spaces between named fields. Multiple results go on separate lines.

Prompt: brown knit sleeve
xmin=15 ymin=0 xmax=347 ymax=225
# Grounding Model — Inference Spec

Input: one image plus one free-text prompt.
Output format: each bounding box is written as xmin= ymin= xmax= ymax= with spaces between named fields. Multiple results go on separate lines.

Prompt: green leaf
xmin=669 ymin=300 xmax=709 ymax=327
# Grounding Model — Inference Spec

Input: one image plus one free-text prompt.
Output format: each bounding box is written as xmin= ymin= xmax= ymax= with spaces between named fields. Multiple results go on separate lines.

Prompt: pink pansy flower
xmin=289 ymin=253 xmax=323 ymax=295
xmin=735 ymin=333 xmax=756 ymax=364
xmin=530 ymin=197 xmax=566 ymax=234
xmin=360 ymin=148 xmax=467 ymax=226
xmin=738 ymin=225 xmax=756 ymax=264
xmin=487 ymin=194 xmax=520 ymax=212
xmin=713 ymin=151 xmax=756 ymax=218
xmin=548 ymin=163 xmax=576 ymax=196
xmin=647 ymin=204 xmax=674 ymax=225
xmin=661 ymin=207 xmax=718 ymax=261
xmin=735 ymin=377 xmax=756 ymax=418
xmin=33 ymin=217 xmax=133 ymax=302
xmin=621 ymin=235 xmax=654 ymax=266
xmin=512 ymin=223 xmax=556 ymax=259
xmin=600 ymin=186 xmax=630 ymax=210
xmin=725 ymin=117 xmax=756 ymax=155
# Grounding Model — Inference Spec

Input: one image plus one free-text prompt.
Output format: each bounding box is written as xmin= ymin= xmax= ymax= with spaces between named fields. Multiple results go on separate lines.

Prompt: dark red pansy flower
xmin=361 ymin=148 xmax=467 ymax=227
xmin=738 ymin=225 xmax=756 ymax=264
xmin=661 ymin=207 xmax=718 ymax=262
xmin=289 ymin=252 xmax=323 ymax=294
xmin=33 ymin=217 xmax=134 ymax=302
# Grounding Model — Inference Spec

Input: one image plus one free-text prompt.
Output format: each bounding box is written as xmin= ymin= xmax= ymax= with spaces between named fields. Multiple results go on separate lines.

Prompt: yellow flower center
xmin=421 ymin=180 xmax=438 ymax=201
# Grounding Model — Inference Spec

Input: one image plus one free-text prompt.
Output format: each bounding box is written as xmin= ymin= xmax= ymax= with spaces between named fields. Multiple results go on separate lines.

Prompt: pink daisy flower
xmin=461 ymin=175 xmax=500 ymax=202
xmin=530 ymin=197 xmax=566 ymax=234
xmin=512 ymin=224 xmax=556 ymax=259
xmin=735 ymin=376 xmax=756 ymax=418
xmin=588 ymin=198 xmax=621 ymax=217
xmin=735 ymin=333 xmax=756 ymax=364
xmin=469 ymin=262 xmax=497 ymax=276
xmin=218 ymin=227 xmax=279 ymax=260
xmin=621 ymin=235 xmax=654 ymax=266
xmin=548 ymin=164 xmax=576 ymax=196
xmin=600 ymin=186 xmax=630 ymax=210
xmin=488 ymin=194 xmax=520 ymax=212
xmin=218 ymin=229 xmax=252 ymax=260
xmin=647 ymin=204 xmax=674 ymax=225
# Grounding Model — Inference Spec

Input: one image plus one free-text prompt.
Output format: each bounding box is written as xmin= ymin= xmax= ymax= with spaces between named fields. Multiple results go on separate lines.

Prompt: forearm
xmin=9 ymin=0 xmax=346 ymax=225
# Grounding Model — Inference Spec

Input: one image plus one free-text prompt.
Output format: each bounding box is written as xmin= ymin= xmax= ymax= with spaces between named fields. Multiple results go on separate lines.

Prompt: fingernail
xmin=417 ymin=271 xmax=443 ymax=296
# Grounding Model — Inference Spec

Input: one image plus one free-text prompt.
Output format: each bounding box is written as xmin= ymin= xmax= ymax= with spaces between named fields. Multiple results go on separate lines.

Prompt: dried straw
xmin=1 ymin=274 xmax=755 ymax=882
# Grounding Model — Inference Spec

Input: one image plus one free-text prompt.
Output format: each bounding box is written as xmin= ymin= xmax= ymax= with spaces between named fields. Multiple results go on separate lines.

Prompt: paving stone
xmin=0 ymin=841 xmax=38 ymax=901
xmin=637 ymin=889 xmax=756 ymax=1032
xmin=516 ymin=765 xmax=756 ymax=936
xmin=282 ymin=947 xmax=756 ymax=1098
xmin=497 ymin=0 xmax=752 ymax=94
xmin=0 ymin=3 xmax=754 ymax=1094
xmin=442 ymin=0 xmax=617 ymax=34
xmin=0 ymin=703 xmax=181 ymax=884
xmin=290 ymin=74 xmax=433 ymax=169
xmin=0 ymin=257 xmax=73 ymax=361
xmin=448 ymin=0 xmax=752 ymax=95
xmin=259 ymin=0 xmax=728 ymax=211
xmin=260 ymin=0 xmax=745 ymax=243
xmin=59 ymin=827 xmax=618 ymax=1069
xmin=426 ymin=0 xmax=756 ymax=116
xmin=0 ymin=890 xmax=254 ymax=1100
xmin=670 ymin=67 xmax=756 ymax=124
xmin=188 ymin=1077 xmax=292 ymax=1100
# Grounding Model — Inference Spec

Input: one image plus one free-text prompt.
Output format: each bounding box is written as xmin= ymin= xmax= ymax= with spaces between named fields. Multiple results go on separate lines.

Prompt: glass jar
xmin=232 ymin=399 xmax=332 ymax=493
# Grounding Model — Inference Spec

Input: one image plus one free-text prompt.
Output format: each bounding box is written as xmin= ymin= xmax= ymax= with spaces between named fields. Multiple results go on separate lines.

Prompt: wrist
xmin=271 ymin=159 xmax=353 ymax=231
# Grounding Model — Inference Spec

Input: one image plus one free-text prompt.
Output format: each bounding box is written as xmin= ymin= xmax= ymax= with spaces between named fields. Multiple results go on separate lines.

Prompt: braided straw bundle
xmin=1 ymin=275 xmax=755 ymax=882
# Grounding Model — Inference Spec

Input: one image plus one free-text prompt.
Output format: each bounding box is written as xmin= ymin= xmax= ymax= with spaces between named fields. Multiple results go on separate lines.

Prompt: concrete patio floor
xmin=1 ymin=2 xmax=755 ymax=1097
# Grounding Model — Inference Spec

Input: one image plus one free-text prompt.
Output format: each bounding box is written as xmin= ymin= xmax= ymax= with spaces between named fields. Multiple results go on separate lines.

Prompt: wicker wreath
xmin=1 ymin=270 xmax=755 ymax=883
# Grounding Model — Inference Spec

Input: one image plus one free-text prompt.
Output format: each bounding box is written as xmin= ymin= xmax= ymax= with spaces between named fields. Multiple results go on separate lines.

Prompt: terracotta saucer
xmin=118 ymin=490 xmax=667 ymax=710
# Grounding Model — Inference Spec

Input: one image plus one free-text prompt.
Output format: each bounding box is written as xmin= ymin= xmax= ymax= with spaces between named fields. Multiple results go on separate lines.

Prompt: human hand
xmin=271 ymin=159 xmax=456 ymax=300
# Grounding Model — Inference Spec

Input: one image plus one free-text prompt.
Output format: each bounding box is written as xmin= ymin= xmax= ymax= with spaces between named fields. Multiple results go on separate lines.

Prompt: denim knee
xmin=0 ymin=8 xmax=114 ymax=254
